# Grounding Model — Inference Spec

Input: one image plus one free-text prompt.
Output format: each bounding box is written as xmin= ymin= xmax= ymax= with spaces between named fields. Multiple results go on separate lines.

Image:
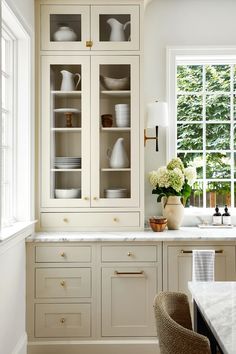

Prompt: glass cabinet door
xmin=91 ymin=56 xmax=140 ymax=207
xmin=41 ymin=56 xmax=90 ymax=208
xmin=40 ymin=5 xmax=90 ymax=51
xmin=91 ymin=6 xmax=140 ymax=51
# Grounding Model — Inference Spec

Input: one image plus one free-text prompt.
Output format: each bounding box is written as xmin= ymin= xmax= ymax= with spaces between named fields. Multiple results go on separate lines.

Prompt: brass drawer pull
xmin=181 ymin=249 xmax=223 ymax=254
xmin=113 ymin=217 xmax=119 ymax=222
xmin=114 ymin=270 xmax=144 ymax=275
xmin=60 ymin=280 xmax=65 ymax=287
xmin=60 ymin=252 xmax=65 ymax=257
xmin=60 ymin=317 xmax=65 ymax=324
xmin=63 ymin=218 xmax=68 ymax=223
xmin=127 ymin=252 xmax=132 ymax=257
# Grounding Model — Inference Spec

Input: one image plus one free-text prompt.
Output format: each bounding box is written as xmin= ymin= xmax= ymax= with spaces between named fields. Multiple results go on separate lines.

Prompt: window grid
xmin=1 ymin=26 xmax=15 ymax=227
xmin=176 ymin=63 xmax=236 ymax=208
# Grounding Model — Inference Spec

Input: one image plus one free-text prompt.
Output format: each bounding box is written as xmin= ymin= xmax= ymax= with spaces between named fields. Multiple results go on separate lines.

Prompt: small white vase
xmin=162 ymin=196 xmax=184 ymax=230
xmin=108 ymin=137 xmax=129 ymax=168
xmin=53 ymin=26 xmax=77 ymax=42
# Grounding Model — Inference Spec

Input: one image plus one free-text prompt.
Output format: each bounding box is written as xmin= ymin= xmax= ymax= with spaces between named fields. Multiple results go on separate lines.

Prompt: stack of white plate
xmin=54 ymin=157 xmax=81 ymax=169
xmin=104 ymin=188 xmax=128 ymax=198
xmin=115 ymin=104 xmax=130 ymax=127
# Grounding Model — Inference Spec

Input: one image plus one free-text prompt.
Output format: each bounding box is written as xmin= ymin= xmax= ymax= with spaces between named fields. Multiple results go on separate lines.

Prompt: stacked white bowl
xmin=104 ymin=188 xmax=128 ymax=198
xmin=115 ymin=104 xmax=130 ymax=127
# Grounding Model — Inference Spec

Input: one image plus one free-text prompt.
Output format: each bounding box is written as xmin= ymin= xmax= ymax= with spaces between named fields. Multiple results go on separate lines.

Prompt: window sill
xmin=0 ymin=221 xmax=36 ymax=253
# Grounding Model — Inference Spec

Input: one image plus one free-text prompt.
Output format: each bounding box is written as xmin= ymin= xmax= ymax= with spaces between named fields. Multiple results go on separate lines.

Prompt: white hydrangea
xmin=156 ymin=167 xmax=170 ymax=188
xmin=184 ymin=166 xmax=197 ymax=186
xmin=168 ymin=168 xmax=184 ymax=192
xmin=149 ymin=171 xmax=159 ymax=187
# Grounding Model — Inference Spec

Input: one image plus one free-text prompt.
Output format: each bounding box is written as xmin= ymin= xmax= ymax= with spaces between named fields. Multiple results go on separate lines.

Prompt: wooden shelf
xmin=51 ymin=128 xmax=82 ymax=132
xmin=101 ymin=168 xmax=131 ymax=172
xmin=51 ymin=90 xmax=82 ymax=97
xmin=101 ymin=90 xmax=130 ymax=98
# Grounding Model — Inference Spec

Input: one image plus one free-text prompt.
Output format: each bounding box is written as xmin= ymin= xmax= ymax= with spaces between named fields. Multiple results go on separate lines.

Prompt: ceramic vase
xmin=53 ymin=26 xmax=77 ymax=42
xmin=108 ymin=137 xmax=129 ymax=168
xmin=162 ymin=196 xmax=184 ymax=230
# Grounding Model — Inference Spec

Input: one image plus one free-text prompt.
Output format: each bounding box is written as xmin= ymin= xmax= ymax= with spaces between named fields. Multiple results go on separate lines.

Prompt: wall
xmin=0 ymin=241 xmax=27 ymax=354
xmin=144 ymin=0 xmax=236 ymax=221
xmin=5 ymin=0 xmax=34 ymax=32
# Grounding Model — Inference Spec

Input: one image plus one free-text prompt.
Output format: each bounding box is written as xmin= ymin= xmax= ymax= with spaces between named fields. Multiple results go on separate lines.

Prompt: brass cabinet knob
xmin=127 ymin=252 xmax=132 ymax=257
xmin=60 ymin=318 xmax=65 ymax=324
xmin=60 ymin=252 xmax=65 ymax=257
xmin=63 ymin=218 xmax=68 ymax=223
xmin=113 ymin=217 xmax=119 ymax=222
xmin=60 ymin=280 xmax=65 ymax=287
xmin=93 ymin=197 xmax=98 ymax=200
xmin=86 ymin=40 xmax=93 ymax=47
xmin=84 ymin=197 xmax=89 ymax=201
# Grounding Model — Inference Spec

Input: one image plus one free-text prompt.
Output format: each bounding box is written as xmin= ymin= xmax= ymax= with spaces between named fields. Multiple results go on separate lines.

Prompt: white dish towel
xmin=192 ymin=250 xmax=215 ymax=281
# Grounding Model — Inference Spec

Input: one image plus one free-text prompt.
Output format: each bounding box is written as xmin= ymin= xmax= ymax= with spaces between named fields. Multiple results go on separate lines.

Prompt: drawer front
xmin=102 ymin=245 xmax=157 ymax=262
xmin=40 ymin=212 xmax=140 ymax=229
xmin=36 ymin=246 xmax=91 ymax=263
xmin=36 ymin=268 xmax=91 ymax=298
xmin=35 ymin=303 xmax=91 ymax=338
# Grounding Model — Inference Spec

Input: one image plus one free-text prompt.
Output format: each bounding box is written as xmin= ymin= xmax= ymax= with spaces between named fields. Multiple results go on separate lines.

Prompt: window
xmin=1 ymin=25 xmax=15 ymax=227
xmin=167 ymin=48 xmax=236 ymax=210
xmin=0 ymin=1 xmax=33 ymax=235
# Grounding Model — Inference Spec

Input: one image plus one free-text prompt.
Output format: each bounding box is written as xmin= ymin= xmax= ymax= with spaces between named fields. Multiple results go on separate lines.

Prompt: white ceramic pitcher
xmin=108 ymin=137 xmax=129 ymax=168
xmin=60 ymin=70 xmax=81 ymax=91
xmin=107 ymin=18 xmax=131 ymax=42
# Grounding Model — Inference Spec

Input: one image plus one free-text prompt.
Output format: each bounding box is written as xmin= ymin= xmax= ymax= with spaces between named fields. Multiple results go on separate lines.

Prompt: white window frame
xmin=0 ymin=1 xmax=34 ymax=239
xmin=167 ymin=46 xmax=236 ymax=214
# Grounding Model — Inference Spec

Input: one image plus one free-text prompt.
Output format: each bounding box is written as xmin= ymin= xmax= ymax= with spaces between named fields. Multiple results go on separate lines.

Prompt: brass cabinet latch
xmin=86 ymin=40 xmax=93 ymax=48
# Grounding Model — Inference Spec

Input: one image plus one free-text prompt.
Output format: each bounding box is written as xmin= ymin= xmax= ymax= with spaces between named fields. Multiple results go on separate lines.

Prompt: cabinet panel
xmin=102 ymin=267 xmax=157 ymax=336
xmin=165 ymin=245 xmax=236 ymax=298
xmin=36 ymin=268 xmax=91 ymax=298
xmin=36 ymin=245 xmax=91 ymax=263
xmin=91 ymin=56 xmax=140 ymax=208
xmin=35 ymin=303 xmax=91 ymax=337
xmin=40 ymin=5 xmax=90 ymax=51
xmin=102 ymin=245 xmax=157 ymax=262
xmin=41 ymin=212 xmax=140 ymax=229
xmin=91 ymin=5 xmax=140 ymax=50
xmin=41 ymin=56 xmax=91 ymax=208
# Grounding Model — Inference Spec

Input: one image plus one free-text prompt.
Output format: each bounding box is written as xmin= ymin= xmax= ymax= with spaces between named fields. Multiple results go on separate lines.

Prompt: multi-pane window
xmin=1 ymin=26 xmax=15 ymax=227
xmin=176 ymin=63 xmax=236 ymax=208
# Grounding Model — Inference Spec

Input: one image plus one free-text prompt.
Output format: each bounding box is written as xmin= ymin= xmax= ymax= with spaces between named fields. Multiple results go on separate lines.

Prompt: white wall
xmin=144 ymin=0 xmax=236 ymax=221
xmin=0 ymin=241 xmax=27 ymax=354
xmin=5 ymin=0 xmax=34 ymax=31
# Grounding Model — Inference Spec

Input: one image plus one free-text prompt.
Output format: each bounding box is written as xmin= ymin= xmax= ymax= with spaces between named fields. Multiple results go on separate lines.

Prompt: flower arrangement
xmin=149 ymin=158 xmax=197 ymax=205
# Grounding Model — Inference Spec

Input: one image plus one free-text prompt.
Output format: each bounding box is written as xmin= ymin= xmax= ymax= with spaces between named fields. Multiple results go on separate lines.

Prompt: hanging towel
xmin=192 ymin=250 xmax=215 ymax=281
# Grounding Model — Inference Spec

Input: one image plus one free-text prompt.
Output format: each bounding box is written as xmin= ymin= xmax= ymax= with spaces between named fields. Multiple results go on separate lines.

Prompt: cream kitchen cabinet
xmin=101 ymin=244 xmax=160 ymax=337
xmin=39 ymin=2 xmax=140 ymax=51
xmin=163 ymin=242 xmax=236 ymax=300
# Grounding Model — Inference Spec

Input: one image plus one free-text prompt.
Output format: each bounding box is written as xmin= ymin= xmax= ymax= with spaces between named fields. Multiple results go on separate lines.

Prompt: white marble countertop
xmin=26 ymin=227 xmax=236 ymax=242
xmin=189 ymin=281 xmax=236 ymax=354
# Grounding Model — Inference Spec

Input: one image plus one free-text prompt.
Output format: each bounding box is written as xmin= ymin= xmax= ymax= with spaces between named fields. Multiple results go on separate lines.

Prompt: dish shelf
xmin=101 ymin=90 xmax=130 ymax=98
xmin=51 ymin=128 xmax=82 ymax=132
xmin=101 ymin=168 xmax=131 ymax=172
xmin=51 ymin=168 xmax=82 ymax=172
xmin=51 ymin=90 xmax=82 ymax=97
xmin=101 ymin=127 xmax=131 ymax=132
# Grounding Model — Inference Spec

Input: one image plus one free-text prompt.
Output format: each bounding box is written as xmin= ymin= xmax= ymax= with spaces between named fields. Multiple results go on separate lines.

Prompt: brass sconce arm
xmin=144 ymin=126 xmax=159 ymax=151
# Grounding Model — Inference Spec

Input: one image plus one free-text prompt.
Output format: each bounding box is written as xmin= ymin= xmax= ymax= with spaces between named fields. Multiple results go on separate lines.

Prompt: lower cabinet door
xmin=35 ymin=303 xmax=91 ymax=338
xmin=101 ymin=267 xmax=157 ymax=337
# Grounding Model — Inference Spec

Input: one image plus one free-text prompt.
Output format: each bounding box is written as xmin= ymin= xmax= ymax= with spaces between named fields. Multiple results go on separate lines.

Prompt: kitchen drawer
xmin=35 ymin=246 xmax=91 ymax=263
xmin=102 ymin=245 xmax=157 ymax=262
xmin=35 ymin=303 xmax=91 ymax=338
xmin=40 ymin=212 xmax=140 ymax=229
xmin=36 ymin=268 xmax=91 ymax=298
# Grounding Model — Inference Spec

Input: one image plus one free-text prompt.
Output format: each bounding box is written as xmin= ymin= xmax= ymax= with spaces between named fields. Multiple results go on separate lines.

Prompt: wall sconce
xmin=144 ymin=101 xmax=168 ymax=151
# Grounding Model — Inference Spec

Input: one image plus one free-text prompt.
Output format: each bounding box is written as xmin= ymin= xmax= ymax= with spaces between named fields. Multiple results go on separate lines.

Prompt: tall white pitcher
xmin=107 ymin=18 xmax=131 ymax=42
xmin=60 ymin=70 xmax=81 ymax=91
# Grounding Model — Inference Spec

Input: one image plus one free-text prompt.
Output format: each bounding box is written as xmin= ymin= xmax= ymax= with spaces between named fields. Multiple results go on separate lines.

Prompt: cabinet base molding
xmin=28 ymin=340 xmax=159 ymax=354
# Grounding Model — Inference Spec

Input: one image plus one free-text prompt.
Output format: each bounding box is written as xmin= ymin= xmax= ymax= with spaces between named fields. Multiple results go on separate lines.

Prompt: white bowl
xmin=55 ymin=188 xmax=81 ymax=199
xmin=115 ymin=104 xmax=130 ymax=111
xmin=100 ymin=76 xmax=130 ymax=90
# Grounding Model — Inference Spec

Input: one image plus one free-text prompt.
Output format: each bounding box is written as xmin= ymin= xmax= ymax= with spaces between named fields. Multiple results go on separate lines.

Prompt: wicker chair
xmin=153 ymin=292 xmax=211 ymax=354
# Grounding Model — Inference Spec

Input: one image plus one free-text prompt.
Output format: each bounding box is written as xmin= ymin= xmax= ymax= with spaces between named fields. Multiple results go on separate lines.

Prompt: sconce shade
xmin=146 ymin=101 xmax=168 ymax=128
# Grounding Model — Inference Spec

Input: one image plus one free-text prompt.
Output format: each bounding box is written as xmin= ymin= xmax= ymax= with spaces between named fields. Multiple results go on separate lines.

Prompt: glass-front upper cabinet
xmin=40 ymin=4 xmax=140 ymax=51
xmin=91 ymin=5 xmax=140 ymax=50
xmin=41 ymin=56 xmax=90 ymax=208
xmin=91 ymin=56 xmax=140 ymax=207
xmin=40 ymin=5 xmax=90 ymax=51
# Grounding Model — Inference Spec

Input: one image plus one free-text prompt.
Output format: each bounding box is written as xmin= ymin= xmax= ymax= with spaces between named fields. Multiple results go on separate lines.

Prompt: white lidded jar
xmin=53 ymin=26 xmax=77 ymax=42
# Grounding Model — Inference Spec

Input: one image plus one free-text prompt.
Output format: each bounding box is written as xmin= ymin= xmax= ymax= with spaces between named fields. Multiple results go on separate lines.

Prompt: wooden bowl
xmin=149 ymin=217 xmax=167 ymax=232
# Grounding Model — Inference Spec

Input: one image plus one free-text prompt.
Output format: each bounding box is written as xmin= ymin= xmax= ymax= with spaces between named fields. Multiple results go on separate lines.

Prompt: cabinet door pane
xmin=40 ymin=5 xmax=90 ymax=51
xmin=91 ymin=6 xmax=140 ymax=50
xmin=91 ymin=56 xmax=139 ymax=207
xmin=41 ymin=56 xmax=90 ymax=208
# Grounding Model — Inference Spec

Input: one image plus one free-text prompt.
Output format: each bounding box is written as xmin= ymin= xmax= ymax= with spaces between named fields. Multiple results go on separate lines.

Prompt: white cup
xmin=115 ymin=104 xmax=130 ymax=111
